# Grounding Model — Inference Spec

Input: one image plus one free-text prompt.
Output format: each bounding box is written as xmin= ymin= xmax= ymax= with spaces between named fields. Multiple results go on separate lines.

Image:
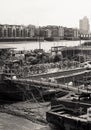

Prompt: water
xmin=0 ymin=40 xmax=86 ymax=51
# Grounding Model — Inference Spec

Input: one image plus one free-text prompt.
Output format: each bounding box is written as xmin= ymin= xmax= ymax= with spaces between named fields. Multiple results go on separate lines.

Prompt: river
xmin=0 ymin=40 xmax=86 ymax=51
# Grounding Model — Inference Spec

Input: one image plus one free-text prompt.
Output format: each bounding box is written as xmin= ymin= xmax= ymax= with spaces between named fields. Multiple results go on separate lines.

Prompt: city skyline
xmin=0 ymin=0 xmax=91 ymax=28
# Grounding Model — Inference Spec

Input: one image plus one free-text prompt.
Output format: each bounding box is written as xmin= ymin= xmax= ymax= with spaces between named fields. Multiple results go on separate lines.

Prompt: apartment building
xmin=0 ymin=24 xmax=35 ymax=38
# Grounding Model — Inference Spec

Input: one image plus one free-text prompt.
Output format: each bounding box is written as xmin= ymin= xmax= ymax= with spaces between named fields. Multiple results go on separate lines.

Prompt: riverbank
xmin=0 ymin=101 xmax=51 ymax=125
xmin=0 ymin=112 xmax=52 ymax=130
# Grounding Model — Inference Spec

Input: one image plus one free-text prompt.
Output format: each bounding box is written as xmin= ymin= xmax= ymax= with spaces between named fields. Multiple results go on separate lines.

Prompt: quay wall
xmin=0 ymin=37 xmax=44 ymax=42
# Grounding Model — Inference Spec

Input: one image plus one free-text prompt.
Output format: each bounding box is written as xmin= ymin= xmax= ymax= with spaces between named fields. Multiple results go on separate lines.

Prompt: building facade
xmin=64 ymin=27 xmax=79 ymax=40
xmin=0 ymin=24 xmax=35 ymax=39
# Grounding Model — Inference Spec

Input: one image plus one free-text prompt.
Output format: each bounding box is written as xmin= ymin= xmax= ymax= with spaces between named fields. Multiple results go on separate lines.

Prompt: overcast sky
xmin=0 ymin=0 xmax=91 ymax=28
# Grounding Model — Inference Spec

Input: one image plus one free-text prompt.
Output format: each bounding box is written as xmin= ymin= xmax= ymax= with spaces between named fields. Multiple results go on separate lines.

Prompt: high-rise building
xmin=79 ymin=16 xmax=90 ymax=34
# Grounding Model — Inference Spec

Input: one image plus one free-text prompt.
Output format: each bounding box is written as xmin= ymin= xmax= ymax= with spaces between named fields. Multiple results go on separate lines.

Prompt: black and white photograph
xmin=0 ymin=0 xmax=91 ymax=129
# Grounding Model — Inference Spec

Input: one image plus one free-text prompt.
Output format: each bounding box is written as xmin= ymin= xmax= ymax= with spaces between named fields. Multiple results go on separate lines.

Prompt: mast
xmin=39 ymin=26 xmax=41 ymax=50
xmin=79 ymin=34 xmax=82 ymax=66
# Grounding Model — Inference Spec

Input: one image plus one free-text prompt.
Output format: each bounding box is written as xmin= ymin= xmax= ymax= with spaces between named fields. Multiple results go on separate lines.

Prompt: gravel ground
xmin=0 ymin=101 xmax=53 ymax=130
xmin=0 ymin=112 xmax=52 ymax=130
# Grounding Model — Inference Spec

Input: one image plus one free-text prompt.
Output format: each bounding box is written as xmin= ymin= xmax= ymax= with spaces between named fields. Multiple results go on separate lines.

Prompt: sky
xmin=0 ymin=0 xmax=91 ymax=28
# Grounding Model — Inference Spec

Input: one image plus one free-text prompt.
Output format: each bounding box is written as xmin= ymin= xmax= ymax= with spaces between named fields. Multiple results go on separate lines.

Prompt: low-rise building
xmin=64 ymin=27 xmax=79 ymax=40
xmin=42 ymin=25 xmax=64 ymax=40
